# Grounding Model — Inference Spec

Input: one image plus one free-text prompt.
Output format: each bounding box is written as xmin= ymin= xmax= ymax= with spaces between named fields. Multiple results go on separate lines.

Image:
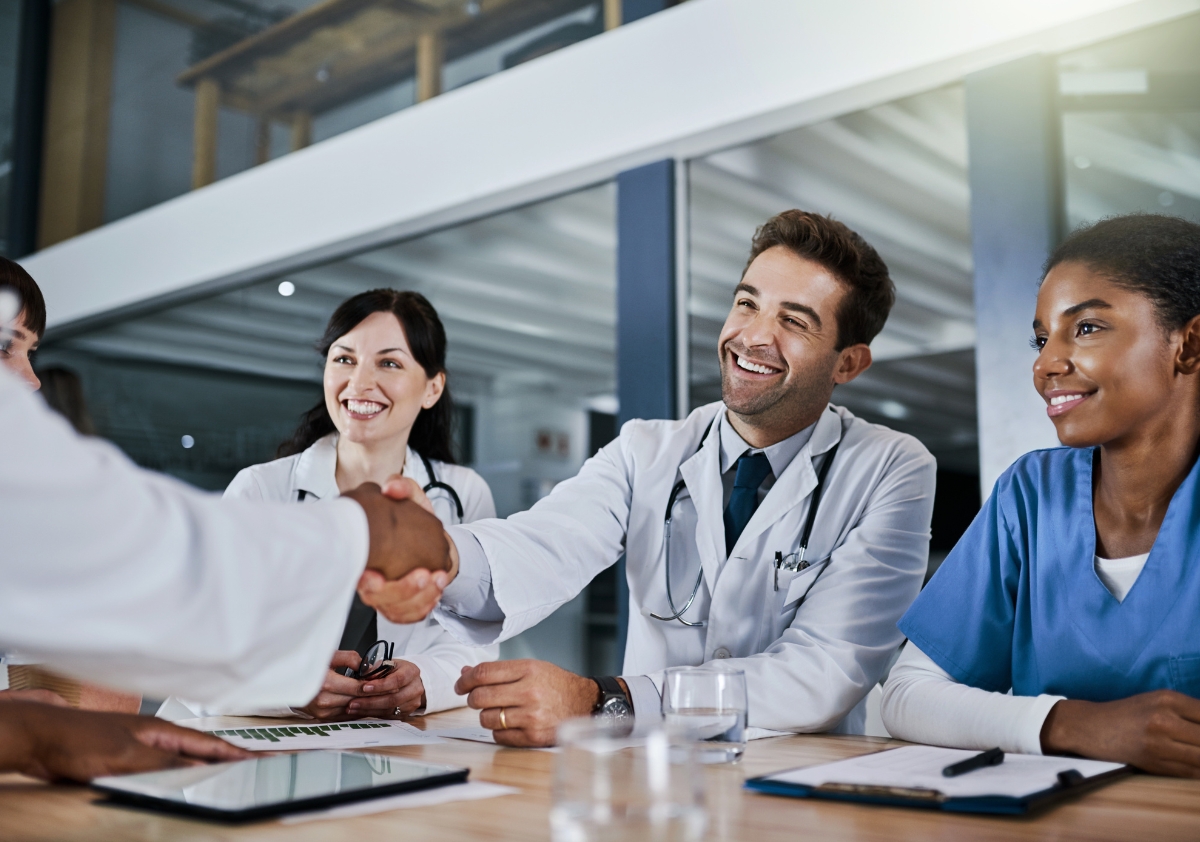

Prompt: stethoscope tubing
xmin=651 ymin=410 xmax=842 ymax=627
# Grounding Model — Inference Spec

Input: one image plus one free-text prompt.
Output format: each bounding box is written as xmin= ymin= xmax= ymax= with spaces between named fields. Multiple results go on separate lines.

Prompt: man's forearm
xmin=0 ymin=706 xmax=34 ymax=773
xmin=440 ymin=527 xmax=504 ymax=623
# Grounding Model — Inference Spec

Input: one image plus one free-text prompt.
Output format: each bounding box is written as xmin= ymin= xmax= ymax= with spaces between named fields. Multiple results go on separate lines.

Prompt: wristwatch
xmin=590 ymin=676 xmax=634 ymax=732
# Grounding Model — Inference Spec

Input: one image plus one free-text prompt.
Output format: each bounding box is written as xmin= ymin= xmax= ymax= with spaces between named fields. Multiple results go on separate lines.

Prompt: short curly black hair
xmin=1044 ymin=214 xmax=1200 ymax=334
xmin=0 ymin=256 xmax=46 ymax=339
xmin=744 ymin=210 xmax=895 ymax=349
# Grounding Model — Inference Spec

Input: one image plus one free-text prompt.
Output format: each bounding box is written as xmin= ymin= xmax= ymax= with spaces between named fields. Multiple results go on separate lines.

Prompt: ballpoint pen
xmin=942 ymin=747 xmax=1004 ymax=777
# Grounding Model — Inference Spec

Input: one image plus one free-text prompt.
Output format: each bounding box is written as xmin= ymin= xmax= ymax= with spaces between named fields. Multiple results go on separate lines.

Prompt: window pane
xmin=96 ymin=0 xmax=606 ymax=226
xmin=1059 ymin=14 xmax=1200 ymax=228
xmin=40 ymin=181 xmax=617 ymax=672
xmin=687 ymin=85 xmax=978 ymax=473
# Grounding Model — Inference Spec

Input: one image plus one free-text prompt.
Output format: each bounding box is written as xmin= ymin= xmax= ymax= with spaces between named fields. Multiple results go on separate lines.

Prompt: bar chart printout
xmin=204 ymin=721 xmax=446 ymax=751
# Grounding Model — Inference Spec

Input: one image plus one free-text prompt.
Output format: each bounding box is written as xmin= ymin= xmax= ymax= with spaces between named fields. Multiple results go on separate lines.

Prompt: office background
xmin=3 ymin=0 xmax=1199 ymax=674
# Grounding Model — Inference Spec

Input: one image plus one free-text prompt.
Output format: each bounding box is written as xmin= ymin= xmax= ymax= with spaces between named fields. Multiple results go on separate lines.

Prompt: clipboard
xmin=745 ymin=746 xmax=1130 ymax=815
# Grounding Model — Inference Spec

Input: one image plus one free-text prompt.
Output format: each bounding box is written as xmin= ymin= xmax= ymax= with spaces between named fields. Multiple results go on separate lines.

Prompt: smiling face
xmin=718 ymin=246 xmax=872 ymax=442
xmin=0 ymin=310 xmax=41 ymax=390
xmin=323 ymin=311 xmax=445 ymax=450
xmin=1032 ymin=261 xmax=1199 ymax=448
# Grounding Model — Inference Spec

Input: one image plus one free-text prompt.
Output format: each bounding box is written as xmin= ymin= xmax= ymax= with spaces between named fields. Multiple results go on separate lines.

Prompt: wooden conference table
xmin=3 ymin=707 xmax=1200 ymax=841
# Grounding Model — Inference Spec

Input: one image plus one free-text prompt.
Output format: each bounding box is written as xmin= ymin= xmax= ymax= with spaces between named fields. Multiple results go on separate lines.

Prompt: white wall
xmin=25 ymin=0 xmax=1200 ymax=332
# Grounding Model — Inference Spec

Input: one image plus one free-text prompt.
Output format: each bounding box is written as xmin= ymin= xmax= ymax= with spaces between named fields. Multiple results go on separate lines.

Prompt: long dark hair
xmin=277 ymin=289 xmax=456 ymax=463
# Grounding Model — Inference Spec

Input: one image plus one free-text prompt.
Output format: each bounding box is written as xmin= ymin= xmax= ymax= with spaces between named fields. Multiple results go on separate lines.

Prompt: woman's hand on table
xmin=1042 ymin=690 xmax=1200 ymax=777
xmin=0 ymin=702 xmax=248 ymax=782
xmin=297 ymin=650 xmax=426 ymax=721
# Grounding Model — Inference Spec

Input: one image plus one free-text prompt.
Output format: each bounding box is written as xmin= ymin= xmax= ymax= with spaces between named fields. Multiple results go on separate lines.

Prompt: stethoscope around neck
xmin=650 ymin=411 xmax=842 ymax=627
xmin=297 ymin=451 xmax=464 ymax=522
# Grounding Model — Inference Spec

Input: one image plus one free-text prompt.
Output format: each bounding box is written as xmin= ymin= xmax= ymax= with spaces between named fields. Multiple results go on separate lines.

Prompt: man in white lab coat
xmin=369 ymin=210 xmax=937 ymax=746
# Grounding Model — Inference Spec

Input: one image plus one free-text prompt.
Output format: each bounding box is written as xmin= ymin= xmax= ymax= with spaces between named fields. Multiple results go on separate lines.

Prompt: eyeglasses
xmin=346 ymin=640 xmax=395 ymax=681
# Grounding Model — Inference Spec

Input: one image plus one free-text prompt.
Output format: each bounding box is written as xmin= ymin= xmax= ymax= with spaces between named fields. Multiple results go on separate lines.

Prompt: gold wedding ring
xmin=499 ymin=707 xmax=508 ymax=730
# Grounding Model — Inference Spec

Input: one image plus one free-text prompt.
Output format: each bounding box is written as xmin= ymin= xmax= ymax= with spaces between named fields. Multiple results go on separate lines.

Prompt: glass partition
xmin=688 ymin=85 xmax=978 ymax=474
xmin=39 ymin=181 xmax=617 ymax=672
xmin=1058 ymin=14 xmax=1200 ymax=228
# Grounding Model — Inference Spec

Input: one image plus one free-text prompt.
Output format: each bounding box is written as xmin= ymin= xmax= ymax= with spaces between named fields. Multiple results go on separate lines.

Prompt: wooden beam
xmin=290 ymin=111 xmax=312 ymax=151
xmin=177 ymin=0 xmax=589 ymax=116
xmin=416 ymin=29 xmax=443 ymax=103
xmin=604 ymin=0 xmax=621 ymax=30
xmin=123 ymin=0 xmax=207 ymax=29
xmin=192 ymin=77 xmax=220 ymax=189
xmin=37 ymin=0 xmax=116 ymax=249
xmin=255 ymin=117 xmax=272 ymax=165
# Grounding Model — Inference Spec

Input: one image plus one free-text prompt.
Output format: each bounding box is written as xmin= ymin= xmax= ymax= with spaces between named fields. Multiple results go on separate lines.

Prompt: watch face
xmin=601 ymin=697 xmax=633 ymax=721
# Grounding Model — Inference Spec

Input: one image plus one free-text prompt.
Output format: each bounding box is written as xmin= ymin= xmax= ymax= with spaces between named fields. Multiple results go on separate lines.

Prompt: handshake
xmin=341 ymin=478 xmax=457 ymax=624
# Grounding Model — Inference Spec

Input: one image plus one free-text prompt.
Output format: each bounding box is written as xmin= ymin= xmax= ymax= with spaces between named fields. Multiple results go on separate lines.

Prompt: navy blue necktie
xmin=723 ymin=452 xmax=772 ymax=555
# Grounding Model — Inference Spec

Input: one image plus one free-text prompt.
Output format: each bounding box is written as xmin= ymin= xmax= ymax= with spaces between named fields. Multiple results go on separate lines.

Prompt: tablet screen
xmin=93 ymin=751 xmax=467 ymax=819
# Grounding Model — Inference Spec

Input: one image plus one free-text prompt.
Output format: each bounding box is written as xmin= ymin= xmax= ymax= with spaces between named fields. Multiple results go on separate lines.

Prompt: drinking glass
xmin=550 ymin=717 xmax=706 ymax=842
xmin=661 ymin=665 xmax=748 ymax=763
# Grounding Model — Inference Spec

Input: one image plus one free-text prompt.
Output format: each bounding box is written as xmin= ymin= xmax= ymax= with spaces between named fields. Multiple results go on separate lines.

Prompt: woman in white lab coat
xmin=168 ymin=289 xmax=497 ymax=721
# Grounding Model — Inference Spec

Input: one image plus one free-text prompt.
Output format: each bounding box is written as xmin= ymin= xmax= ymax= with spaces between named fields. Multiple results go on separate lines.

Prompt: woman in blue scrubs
xmin=882 ymin=214 xmax=1200 ymax=777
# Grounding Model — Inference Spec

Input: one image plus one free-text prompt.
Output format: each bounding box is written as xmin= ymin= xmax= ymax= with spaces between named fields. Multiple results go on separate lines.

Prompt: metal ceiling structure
xmin=44 ymin=183 xmax=618 ymax=405
xmin=43 ymin=88 xmax=987 ymax=473
xmin=39 ymin=64 xmax=1200 ymax=478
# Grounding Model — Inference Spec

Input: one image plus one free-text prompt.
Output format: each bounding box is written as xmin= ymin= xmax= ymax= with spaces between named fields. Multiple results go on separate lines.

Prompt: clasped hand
xmin=345 ymin=477 xmax=459 ymax=624
xmin=298 ymin=651 xmax=425 ymax=721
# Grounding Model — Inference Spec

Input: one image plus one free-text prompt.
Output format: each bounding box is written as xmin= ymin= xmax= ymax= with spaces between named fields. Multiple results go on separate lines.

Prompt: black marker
xmin=942 ymin=747 xmax=1004 ymax=777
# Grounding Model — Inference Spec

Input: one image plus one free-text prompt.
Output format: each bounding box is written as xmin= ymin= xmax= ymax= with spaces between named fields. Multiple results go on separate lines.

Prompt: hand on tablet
xmin=298 ymin=651 xmax=426 ymax=721
xmin=0 ymin=702 xmax=248 ymax=782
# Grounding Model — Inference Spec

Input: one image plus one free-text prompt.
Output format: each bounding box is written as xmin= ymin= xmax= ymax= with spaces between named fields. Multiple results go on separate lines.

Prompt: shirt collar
xmin=296 ymin=434 xmax=430 ymax=500
xmin=717 ymin=409 xmax=818 ymax=478
xmin=294 ymin=433 xmax=341 ymax=500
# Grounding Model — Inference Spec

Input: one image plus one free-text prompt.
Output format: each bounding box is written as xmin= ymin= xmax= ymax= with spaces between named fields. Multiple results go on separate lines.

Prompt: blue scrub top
xmin=899 ymin=446 xmax=1200 ymax=701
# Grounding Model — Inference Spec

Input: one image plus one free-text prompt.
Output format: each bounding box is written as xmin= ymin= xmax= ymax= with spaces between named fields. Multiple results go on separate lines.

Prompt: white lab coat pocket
xmin=780 ymin=559 xmax=830 ymax=614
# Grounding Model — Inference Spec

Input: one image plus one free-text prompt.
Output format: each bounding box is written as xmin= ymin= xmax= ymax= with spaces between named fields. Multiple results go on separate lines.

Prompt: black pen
xmin=942 ymin=747 xmax=1004 ymax=777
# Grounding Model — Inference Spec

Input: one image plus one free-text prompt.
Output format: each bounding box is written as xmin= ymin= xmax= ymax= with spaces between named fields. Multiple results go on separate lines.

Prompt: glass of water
xmin=550 ymin=717 xmax=706 ymax=842
xmin=661 ymin=665 xmax=748 ymax=763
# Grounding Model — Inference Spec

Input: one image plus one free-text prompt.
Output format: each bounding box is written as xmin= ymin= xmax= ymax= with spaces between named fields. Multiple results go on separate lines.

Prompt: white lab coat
xmin=0 ymin=367 xmax=367 ymax=710
xmin=438 ymin=402 xmax=935 ymax=734
xmin=186 ymin=433 xmax=497 ymax=716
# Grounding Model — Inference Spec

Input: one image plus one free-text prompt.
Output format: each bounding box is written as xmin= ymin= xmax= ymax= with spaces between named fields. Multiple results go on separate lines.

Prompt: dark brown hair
xmin=0 ymin=256 xmax=47 ymax=339
xmin=1044 ymin=213 xmax=1200 ymax=333
xmin=277 ymin=289 xmax=456 ymax=462
xmin=39 ymin=367 xmax=96 ymax=435
xmin=744 ymin=210 xmax=894 ymax=349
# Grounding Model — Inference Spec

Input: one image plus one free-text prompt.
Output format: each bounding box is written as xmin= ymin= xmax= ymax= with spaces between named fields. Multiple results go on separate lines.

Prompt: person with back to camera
xmin=164 ymin=289 xmax=498 ymax=723
xmin=882 ymin=214 xmax=1200 ymax=778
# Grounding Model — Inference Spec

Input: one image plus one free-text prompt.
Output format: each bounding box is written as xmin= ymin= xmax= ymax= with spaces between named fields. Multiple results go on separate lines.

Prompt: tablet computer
xmin=92 ymin=750 xmax=469 ymax=822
